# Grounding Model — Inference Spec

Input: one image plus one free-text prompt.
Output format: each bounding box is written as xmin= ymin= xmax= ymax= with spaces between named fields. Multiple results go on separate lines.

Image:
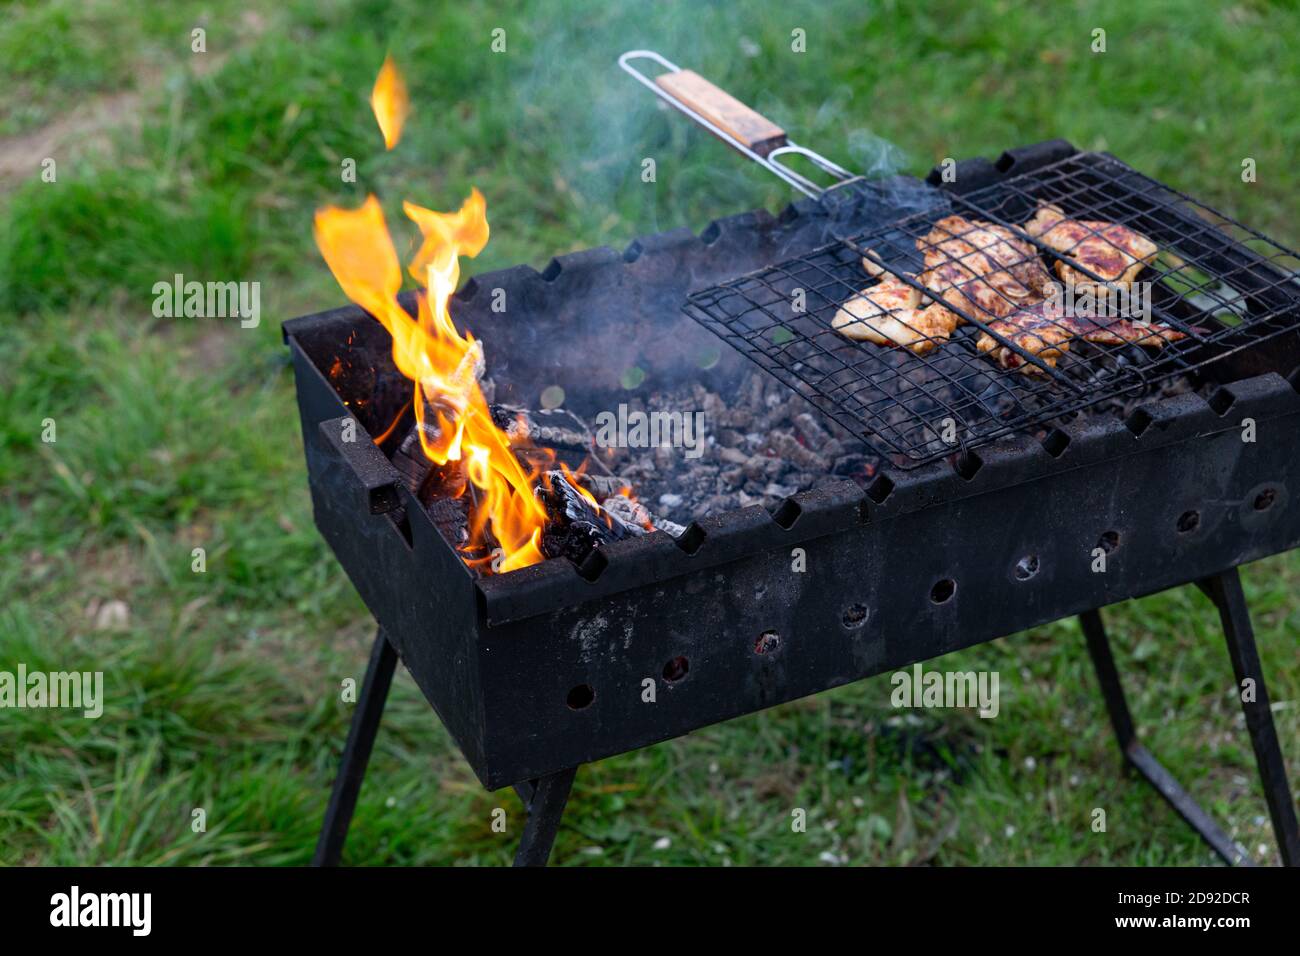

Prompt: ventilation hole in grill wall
xmin=1098 ymin=530 xmax=1121 ymax=554
xmin=772 ymin=498 xmax=802 ymax=529
xmin=1208 ymin=388 xmax=1237 ymax=416
xmin=1125 ymin=408 xmax=1154 ymax=436
xmin=1014 ymin=555 xmax=1040 ymax=581
xmin=866 ymin=473 xmax=895 ymax=503
xmin=754 ymin=631 xmax=781 ymax=655
xmin=662 ymin=656 xmax=689 ymax=683
xmin=1177 ymin=510 xmax=1201 ymax=534
xmin=930 ymin=579 xmax=956 ymax=604
xmin=623 ymin=240 xmax=644 ymax=263
xmin=953 ymin=451 xmax=983 ymax=481
xmin=386 ymin=509 xmax=414 ymax=549
xmin=676 ymin=522 xmax=706 ymax=555
xmin=566 ymin=684 xmax=595 ymax=710
xmin=541 ymin=259 xmax=563 ymax=282
xmin=1041 ymin=428 xmax=1070 ymax=458
xmin=841 ymin=604 xmax=869 ymax=629
xmin=1254 ymin=489 xmax=1277 ymax=511
xmin=700 ymin=221 xmax=722 ymax=245
xmin=576 ymin=549 xmax=608 ymax=582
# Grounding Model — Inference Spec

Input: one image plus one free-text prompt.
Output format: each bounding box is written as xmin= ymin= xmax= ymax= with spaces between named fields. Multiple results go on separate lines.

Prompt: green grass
xmin=1 ymin=0 xmax=1298 ymax=866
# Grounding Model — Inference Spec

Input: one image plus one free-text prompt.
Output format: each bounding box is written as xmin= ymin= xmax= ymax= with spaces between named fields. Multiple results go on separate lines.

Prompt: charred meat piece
xmin=832 ymin=274 xmax=959 ymax=355
xmin=1061 ymin=314 xmax=1190 ymax=347
xmin=975 ymin=301 xmax=1072 ymax=373
xmin=976 ymin=301 xmax=1191 ymax=374
xmin=1023 ymin=203 xmax=1158 ymax=292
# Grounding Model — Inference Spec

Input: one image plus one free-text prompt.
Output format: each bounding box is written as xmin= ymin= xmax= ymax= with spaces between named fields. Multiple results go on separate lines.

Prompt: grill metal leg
xmin=1197 ymin=569 xmax=1300 ymax=866
xmin=1081 ymin=567 xmax=1300 ymax=866
xmin=312 ymin=627 xmax=398 ymax=867
xmin=512 ymin=766 xmax=577 ymax=867
xmin=1080 ymin=608 xmax=1248 ymax=865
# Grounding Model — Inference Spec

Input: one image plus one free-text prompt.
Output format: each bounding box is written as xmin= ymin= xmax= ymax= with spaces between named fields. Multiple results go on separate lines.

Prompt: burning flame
xmin=314 ymin=59 xmax=550 ymax=573
xmin=370 ymin=55 xmax=409 ymax=149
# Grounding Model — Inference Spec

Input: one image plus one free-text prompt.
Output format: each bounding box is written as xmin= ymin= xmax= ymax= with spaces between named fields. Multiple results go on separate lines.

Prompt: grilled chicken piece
xmin=1023 ymin=203 xmax=1157 ymax=292
xmin=832 ymin=274 xmax=960 ymax=355
xmin=923 ymin=216 xmax=1055 ymax=296
xmin=975 ymin=301 xmax=1072 ymax=373
xmin=915 ymin=255 xmax=1036 ymax=328
xmin=906 ymin=218 xmax=1044 ymax=324
xmin=976 ymin=301 xmax=1191 ymax=374
xmin=860 ymin=249 xmax=888 ymax=277
xmin=1062 ymin=314 xmax=1190 ymax=347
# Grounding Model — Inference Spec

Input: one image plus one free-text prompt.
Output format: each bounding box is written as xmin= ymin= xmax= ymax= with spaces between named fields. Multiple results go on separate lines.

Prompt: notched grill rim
xmin=683 ymin=152 xmax=1300 ymax=468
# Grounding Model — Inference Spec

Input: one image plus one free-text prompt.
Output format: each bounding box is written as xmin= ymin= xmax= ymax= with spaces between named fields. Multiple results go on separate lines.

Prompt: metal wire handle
xmin=618 ymin=50 xmax=856 ymax=198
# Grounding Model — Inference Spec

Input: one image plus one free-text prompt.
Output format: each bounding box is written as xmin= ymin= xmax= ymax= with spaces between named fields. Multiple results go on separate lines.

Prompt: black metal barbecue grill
xmin=283 ymin=53 xmax=1300 ymax=866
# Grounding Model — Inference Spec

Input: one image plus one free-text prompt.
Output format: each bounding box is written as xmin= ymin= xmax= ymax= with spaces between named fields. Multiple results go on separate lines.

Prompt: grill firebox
xmin=286 ymin=141 xmax=1300 ymax=867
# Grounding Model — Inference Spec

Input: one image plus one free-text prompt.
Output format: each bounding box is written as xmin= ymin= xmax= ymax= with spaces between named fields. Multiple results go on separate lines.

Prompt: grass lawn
xmin=1 ymin=0 xmax=1297 ymax=865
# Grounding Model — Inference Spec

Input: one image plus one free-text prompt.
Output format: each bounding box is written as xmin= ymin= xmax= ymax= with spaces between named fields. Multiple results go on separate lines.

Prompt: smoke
xmin=494 ymin=2 xmax=924 ymax=244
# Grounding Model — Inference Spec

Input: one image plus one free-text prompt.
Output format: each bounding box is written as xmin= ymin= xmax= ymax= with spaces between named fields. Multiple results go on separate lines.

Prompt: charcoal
xmin=601 ymin=493 xmax=684 ymax=538
xmin=764 ymin=430 xmax=830 ymax=471
xmin=652 ymin=517 xmax=686 ymax=537
xmin=742 ymin=455 xmax=784 ymax=482
xmin=536 ymin=469 xmax=645 ymax=565
xmin=833 ymin=454 xmax=877 ymax=480
xmin=793 ymin=411 xmax=832 ymax=447
xmin=601 ymin=493 xmax=652 ymax=530
xmin=764 ymin=482 xmax=799 ymax=499
xmin=397 ymin=368 xmax=886 ymax=565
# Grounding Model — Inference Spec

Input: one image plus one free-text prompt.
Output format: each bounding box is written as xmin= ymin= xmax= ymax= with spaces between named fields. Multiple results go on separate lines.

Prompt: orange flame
xmin=314 ymin=59 xmax=549 ymax=573
xmin=371 ymin=55 xmax=409 ymax=149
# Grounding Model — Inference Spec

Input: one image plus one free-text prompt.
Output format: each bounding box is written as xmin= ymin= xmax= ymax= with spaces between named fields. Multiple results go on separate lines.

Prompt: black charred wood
xmin=570 ymin=471 xmax=631 ymax=500
xmin=536 ymin=470 xmax=644 ymax=565
xmin=490 ymin=405 xmax=593 ymax=453
xmin=392 ymin=421 xmax=467 ymax=504
xmin=426 ymin=495 xmax=471 ymax=550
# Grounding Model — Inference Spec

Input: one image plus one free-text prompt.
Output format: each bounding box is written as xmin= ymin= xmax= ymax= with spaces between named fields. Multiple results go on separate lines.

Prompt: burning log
xmin=390 ymin=420 xmax=468 ymax=504
xmin=491 ymin=404 xmax=593 ymax=457
xmin=427 ymin=495 xmax=471 ymax=550
xmin=570 ymin=471 xmax=630 ymax=500
xmin=535 ymin=469 xmax=645 ymax=565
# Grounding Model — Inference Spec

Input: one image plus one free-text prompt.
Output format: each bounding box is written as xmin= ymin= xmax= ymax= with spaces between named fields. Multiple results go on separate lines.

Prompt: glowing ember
xmin=370 ymin=54 xmax=409 ymax=149
xmin=314 ymin=58 xmax=554 ymax=573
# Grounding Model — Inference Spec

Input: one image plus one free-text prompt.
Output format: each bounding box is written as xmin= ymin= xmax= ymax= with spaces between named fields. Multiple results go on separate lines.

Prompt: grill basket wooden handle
xmin=619 ymin=50 xmax=854 ymax=198
xmin=652 ymin=69 xmax=787 ymax=157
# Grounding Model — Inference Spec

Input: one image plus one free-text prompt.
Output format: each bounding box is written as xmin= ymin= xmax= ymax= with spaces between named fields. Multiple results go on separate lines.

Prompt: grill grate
xmin=684 ymin=152 xmax=1300 ymax=467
